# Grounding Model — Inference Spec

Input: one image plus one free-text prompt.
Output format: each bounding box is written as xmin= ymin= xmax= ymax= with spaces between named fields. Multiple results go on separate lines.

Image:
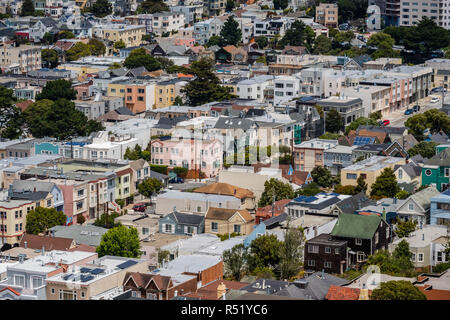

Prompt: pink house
xmin=174 ymin=38 xmax=195 ymax=48
xmin=151 ymin=137 xmax=223 ymax=177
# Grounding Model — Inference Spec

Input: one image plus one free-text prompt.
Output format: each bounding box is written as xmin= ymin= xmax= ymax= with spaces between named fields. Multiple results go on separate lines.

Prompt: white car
xmin=430 ymin=97 xmax=440 ymax=103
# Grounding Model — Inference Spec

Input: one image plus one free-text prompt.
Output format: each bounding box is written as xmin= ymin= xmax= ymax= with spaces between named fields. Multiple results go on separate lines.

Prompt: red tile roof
xmin=116 ymin=168 xmax=133 ymax=176
xmin=255 ymin=198 xmax=291 ymax=221
xmin=417 ymin=286 xmax=450 ymax=300
xmin=15 ymin=100 xmax=33 ymax=112
xmin=182 ymin=280 xmax=247 ymax=300
xmin=326 ymin=285 xmax=372 ymax=300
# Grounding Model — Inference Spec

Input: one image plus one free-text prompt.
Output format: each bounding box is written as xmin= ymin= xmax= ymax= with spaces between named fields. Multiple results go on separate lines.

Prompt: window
xmin=81 ymin=291 xmax=85 ymax=298
xmin=234 ymin=224 xmax=241 ymax=233
xmin=51 ymin=288 xmax=55 ymax=294
xmin=14 ymin=275 xmax=25 ymax=287
xmin=307 ymin=260 xmax=315 ymax=266
xmin=355 ymin=238 xmax=362 ymax=245
xmin=418 ymin=253 xmax=424 ymax=262
xmin=164 ymin=224 xmax=173 ymax=233
xmin=357 ymin=252 xmax=365 ymax=262
xmin=398 ymin=169 xmax=403 ymax=179
xmin=335 ymin=248 xmax=340 ymax=254
xmin=437 ymin=251 xmax=443 ymax=262
xmin=425 ymin=169 xmax=432 ymax=176
xmin=445 ymin=168 xmax=450 ymax=177
xmin=59 ymin=290 xmax=77 ymax=300
xmin=408 ymin=203 xmax=414 ymax=211
xmin=324 ymin=261 xmax=332 ymax=268
xmin=31 ymin=276 xmax=43 ymax=289
xmin=347 ymin=173 xmax=357 ymax=180
xmin=47 ymin=199 xmax=51 ymax=207
xmin=375 ymin=232 xmax=379 ymax=244
xmin=386 ymin=226 xmax=390 ymax=238
xmin=308 ymin=245 xmax=319 ymax=253
xmin=142 ymin=227 xmax=149 ymax=235
xmin=411 ymin=253 xmax=416 ymax=261
xmin=325 ymin=247 xmax=331 ymax=254
xmin=211 ymin=222 xmax=218 ymax=232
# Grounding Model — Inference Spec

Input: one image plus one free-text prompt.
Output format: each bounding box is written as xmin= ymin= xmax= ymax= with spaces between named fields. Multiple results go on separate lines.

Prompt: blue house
xmin=430 ymin=189 xmax=450 ymax=225
xmin=159 ymin=211 xmax=204 ymax=235
xmin=244 ymin=213 xmax=288 ymax=248
xmin=35 ymin=141 xmax=60 ymax=155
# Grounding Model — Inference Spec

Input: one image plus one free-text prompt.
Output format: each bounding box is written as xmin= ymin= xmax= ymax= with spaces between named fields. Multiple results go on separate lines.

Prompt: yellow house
xmin=107 ymin=82 xmax=127 ymax=99
xmin=94 ymin=25 xmax=146 ymax=48
xmin=0 ymin=200 xmax=38 ymax=245
xmin=204 ymin=207 xmax=254 ymax=236
xmin=154 ymin=80 xmax=177 ymax=109
xmin=340 ymin=156 xmax=406 ymax=194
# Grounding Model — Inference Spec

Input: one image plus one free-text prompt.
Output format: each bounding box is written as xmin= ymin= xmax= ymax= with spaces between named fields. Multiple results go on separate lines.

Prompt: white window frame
xmin=325 ymin=247 xmax=331 ymax=254
xmin=324 ymin=261 xmax=332 ymax=268
xmin=355 ymin=238 xmax=362 ymax=245
xmin=307 ymin=260 xmax=315 ymax=266
xmin=14 ymin=275 xmax=25 ymax=287
xmin=357 ymin=251 xmax=365 ymax=262
xmin=31 ymin=276 xmax=43 ymax=289
xmin=418 ymin=253 xmax=424 ymax=262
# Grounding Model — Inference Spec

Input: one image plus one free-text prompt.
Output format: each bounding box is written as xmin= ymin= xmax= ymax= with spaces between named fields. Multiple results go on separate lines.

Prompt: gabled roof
xmin=407 ymin=186 xmax=441 ymax=211
xmin=115 ymin=107 xmax=135 ymax=116
xmin=331 ymin=213 xmax=382 ymax=239
xmin=263 ymin=212 xmax=288 ymax=227
xmin=20 ymin=234 xmax=74 ymax=251
xmin=167 ymin=211 xmax=204 ymax=226
xmin=193 ymin=182 xmax=255 ymax=199
xmin=124 ymin=272 xmax=172 ymax=291
xmin=425 ymin=148 xmax=450 ymax=167
xmin=205 ymin=207 xmax=253 ymax=222
xmin=39 ymin=17 xmax=58 ymax=28
xmin=393 ymin=162 xmax=421 ymax=179
xmin=335 ymin=192 xmax=376 ymax=215
xmin=214 ymin=117 xmax=256 ymax=130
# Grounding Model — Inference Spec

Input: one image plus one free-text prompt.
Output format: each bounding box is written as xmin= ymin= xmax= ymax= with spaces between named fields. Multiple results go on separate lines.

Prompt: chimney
xmin=358 ymin=284 xmax=370 ymax=300
xmin=174 ymin=290 xmax=178 ymax=297
xmin=24 ymin=241 xmax=27 ymax=249
xmin=217 ymin=282 xmax=227 ymax=299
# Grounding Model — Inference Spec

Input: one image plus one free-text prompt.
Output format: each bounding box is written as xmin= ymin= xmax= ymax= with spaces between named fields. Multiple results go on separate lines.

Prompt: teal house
xmin=35 ymin=141 xmax=60 ymax=155
xmin=421 ymin=148 xmax=450 ymax=192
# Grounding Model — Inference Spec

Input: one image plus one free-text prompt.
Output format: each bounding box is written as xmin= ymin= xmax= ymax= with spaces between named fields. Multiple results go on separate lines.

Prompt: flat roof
xmin=343 ymin=156 xmax=404 ymax=172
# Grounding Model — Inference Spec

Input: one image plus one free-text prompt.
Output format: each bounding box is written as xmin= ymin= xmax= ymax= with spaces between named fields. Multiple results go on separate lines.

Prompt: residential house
xmin=150 ymin=12 xmax=185 ymax=36
xmin=317 ymin=96 xmax=365 ymax=127
xmin=236 ymin=75 xmax=274 ymax=103
xmin=11 ymin=180 xmax=64 ymax=212
xmin=29 ymin=17 xmax=58 ymax=42
xmin=255 ymin=199 xmax=291 ymax=224
xmin=394 ymin=162 xmax=422 ymax=187
xmin=0 ymin=42 xmax=41 ymax=74
xmin=324 ymin=145 xmax=356 ymax=176
xmin=340 ymin=156 xmax=406 ymax=194
xmin=159 ymin=211 xmax=204 ymax=235
xmin=315 ymin=3 xmax=338 ymax=28
xmin=421 ymin=148 xmax=450 ymax=192
xmin=48 ymin=224 xmax=108 ymax=247
xmin=293 ymin=139 xmax=339 ymax=173
xmin=357 ymin=197 xmax=405 ymax=224
xmin=19 ymin=234 xmax=76 ymax=251
xmin=334 ymin=192 xmax=376 ymax=215
xmin=92 ymin=24 xmax=146 ymax=48
xmin=330 ymin=213 xmax=393 ymax=267
xmin=430 ymin=189 xmax=450 ymax=225
xmin=204 ymin=207 xmax=254 ymax=236
xmin=285 ymin=192 xmax=351 ymax=218
xmin=396 ymin=186 xmax=441 ymax=227
xmin=0 ymin=199 xmax=35 ymax=245
xmin=193 ymin=183 xmax=256 ymax=211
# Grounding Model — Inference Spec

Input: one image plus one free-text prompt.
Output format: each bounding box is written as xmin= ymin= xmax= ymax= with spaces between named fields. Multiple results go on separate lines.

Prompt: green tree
xmin=93 ymin=212 xmax=121 ymax=228
xmin=225 ymin=0 xmax=236 ymax=11
xmin=258 ymin=178 xmax=295 ymax=207
xmin=325 ymin=109 xmax=343 ymax=133
xmin=279 ymin=224 xmax=305 ymax=280
xmin=77 ymin=214 xmax=85 ymax=225
xmin=320 ymin=132 xmax=342 ymax=140
xmin=41 ymin=49 xmax=58 ymax=68
xmin=137 ymin=0 xmax=169 ymax=13
xmin=223 ymin=244 xmax=248 ymax=281
xmin=407 ymin=141 xmax=438 ymax=158
xmin=220 ymin=16 xmax=242 ymax=46
xmin=137 ymin=178 xmax=164 ymax=198
xmin=65 ymin=42 xmax=92 ymax=61
xmin=248 ymin=234 xmax=282 ymax=272
xmin=367 ymin=32 xmax=399 ymax=59
xmin=392 ymin=240 xmax=415 ymax=274
xmin=255 ymin=36 xmax=268 ymax=49
xmin=334 ymin=30 xmax=355 ymax=44
xmin=405 ymin=109 xmax=450 ymax=140
xmin=25 ymin=207 xmax=66 ymax=235
xmin=345 ymin=117 xmax=380 ymax=135
xmin=114 ymin=40 xmax=126 ymax=50
xmin=315 ymin=104 xmax=324 ymax=118
xmin=91 ymin=0 xmax=112 ymax=17
xmin=279 ymin=20 xmax=315 ymax=50
xmin=313 ymin=34 xmax=332 ymax=54
xmin=370 ymin=168 xmax=400 ymax=199
xmin=252 ymin=266 xmax=276 ymax=279
xmin=310 ymin=166 xmax=334 ymax=188
xmin=206 ymin=35 xmax=223 ymax=47
xmin=20 ymin=0 xmax=35 ymax=16
xmin=88 ymin=38 xmax=106 ymax=56
xmin=355 ymin=175 xmax=368 ymax=194
xmin=157 ymin=249 xmax=170 ymax=265
xmin=123 ymin=48 xmax=162 ymax=71
xmin=334 ymin=184 xmax=357 ymax=195
xmin=96 ymin=225 xmax=141 ymax=258
xmin=328 ymin=28 xmax=339 ymax=38
xmin=294 ymin=182 xmax=322 ymax=197
xmin=369 ymin=111 xmax=382 ymax=121
xmin=273 ymin=0 xmax=288 ymax=10
xmin=181 ymin=58 xmax=235 ymax=106
xmin=109 ymin=62 xmax=122 ymax=70
xmin=395 ymin=190 xmax=410 ymax=200
xmin=0 ymin=86 xmax=23 ymax=139
xmin=173 ymin=96 xmax=183 ymax=106
xmin=394 ymin=219 xmax=417 ymax=238
xmin=42 ymin=32 xmax=55 ymax=45
xmin=370 ymin=280 xmax=426 ymax=300
xmin=172 ymin=166 xmax=188 ymax=178
xmin=35 ymin=80 xmax=76 ymax=101
xmin=57 ymin=30 xmax=75 ymax=40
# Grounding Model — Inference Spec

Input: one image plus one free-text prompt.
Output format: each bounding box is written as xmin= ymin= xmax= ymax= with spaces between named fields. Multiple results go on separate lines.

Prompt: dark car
xmin=132 ymin=203 xmax=149 ymax=212
xmin=170 ymin=177 xmax=184 ymax=184
xmin=412 ymin=105 xmax=420 ymax=112
xmin=404 ymin=109 xmax=413 ymax=115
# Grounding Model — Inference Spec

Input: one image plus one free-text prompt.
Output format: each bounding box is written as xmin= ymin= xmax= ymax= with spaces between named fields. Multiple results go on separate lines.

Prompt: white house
xmin=236 ymin=75 xmax=274 ymax=103
xmin=274 ymin=74 xmax=301 ymax=106
xmin=29 ymin=17 xmax=58 ymax=42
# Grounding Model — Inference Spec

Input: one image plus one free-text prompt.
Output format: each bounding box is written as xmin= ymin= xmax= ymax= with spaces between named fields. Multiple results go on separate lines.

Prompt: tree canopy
xmin=325 ymin=109 xmax=343 ymax=133
xmin=20 ymin=0 xmax=35 ymax=16
xmin=223 ymin=244 xmax=248 ymax=281
xmin=313 ymin=35 xmax=332 ymax=54
xmin=367 ymin=32 xmax=400 ymax=59
xmin=220 ymin=16 xmax=242 ymax=46
xmin=96 ymin=225 xmax=141 ymax=258
xmin=405 ymin=109 xmax=450 ymax=141
xmin=36 ymin=80 xmax=77 ymax=101
xmin=371 ymin=280 xmax=426 ymax=300
xmin=273 ymin=0 xmax=288 ymax=10
xmin=124 ymin=144 xmax=150 ymax=161
xmin=0 ymin=86 xmax=23 ymax=140
xmin=311 ymin=166 xmax=334 ymax=188
xmin=255 ymin=36 xmax=268 ymax=49
xmin=91 ymin=0 xmax=112 ymax=18
xmin=181 ymin=58 xmax=235 ymax=106
xmin=137 ymin=178 xmax=164 ymax=198
xmin=123 ymin=48 xmax=162 ymax=72
xmin=407 ymin=141 xmax=438 ymax=159
xmin=42 ymin=49 xmax=59 ymax=69
xmin=258 ymin=178 xmax=295 ymax=207
xmin=394 ymin=219 xmax=417 ymax=238
xmin=279 ymin=225 xmax=305 ymax=280
xmin=137 ymin=0 xmax=169 ymax=14
xmin=345 ymin=117 xmax=380 ymax=135
xmin=248 ymin=234 xmax=283 ymax=272
xmin=25 ymin=207 xmax=66 ymax=235
xmin=370 ymin=168 xmax=400 ymax=199
xmin=279 ymin=20 xmax=315 ymax=51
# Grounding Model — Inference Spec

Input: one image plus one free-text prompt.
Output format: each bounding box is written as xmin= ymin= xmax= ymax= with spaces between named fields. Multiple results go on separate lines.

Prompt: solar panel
xmin=303 ymin=196 xmax=318 ymax=203
xmin=294 ymin=196 xmax=307 ymax=202
xmin=80 ymin=275 xmax=94 ymax=283
xmin=90 ymin=268 xmax=104 ymax=275
xmin=80 ymin=267 xmax=92 ymax=273
xmin=62 ymin=273 xmax=73 ymax=281
xmin=353 ymin=136 xmax=375 ymax=146
xmin=116 ymin=260 xmax=138 ymax=270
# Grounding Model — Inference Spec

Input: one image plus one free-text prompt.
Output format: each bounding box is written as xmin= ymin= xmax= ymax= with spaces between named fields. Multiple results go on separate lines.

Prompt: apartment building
xmin=193 ymin=18 xmax=224 ymax=45
xmin=317 ymin=96 xmax=365 ymax=127
xmin=0 ymin=42 xmax=41 ymax=74
xmin=151 ymin=12 xmax=185 ymax=36
xmin=253 ymin=18 xmax=293 ymax=38
xmin=341 ymin=85 xmax=392 ymax=117
xmin=273 ymin=75 xmax=301 ymax=106
xmin=92 ymin=25 xmax=146 ymax=47
xmin=154 ymin=79 xmax=188 ymax=109
xmin=293 ymin=139 xmax=339 ymax=173
xmin=125 ymin=81 xmax=157 ymax=114
xmin=170 ymin=5 xmax=204 ymax=25
xmin=0 ymin=199 xmax=35 ymax=245
xmin=315 ymin=3 xmax=338 ymax=28
xmin=236 ymin=75 xmax=274 ymax=103
xmin=399 ymin=0 xmax=450 ymax=29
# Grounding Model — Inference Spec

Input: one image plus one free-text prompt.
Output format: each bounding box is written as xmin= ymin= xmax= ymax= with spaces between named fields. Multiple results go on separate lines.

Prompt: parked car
xmin=431 ymin=87 xmax=445 ymax=93
xmin=339 ymin=23 xmax=350 ymax=31
xmin=404 ymin=109 xmax=413 ymax=115
xmin=382 ymin=119 xmax=390 ymax=126
xmin=412 ymin=105 xmax=420 ymax=112
xmin=170 ymin=177 xmax=184 ymax=184
xmin=132 ymin=203 xmax=149 ymax=212
xmin=430 ymin=97 xmax=440 ymax=103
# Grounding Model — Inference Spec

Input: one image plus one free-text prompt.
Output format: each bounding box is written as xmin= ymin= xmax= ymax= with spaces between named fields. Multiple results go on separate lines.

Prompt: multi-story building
xmin=92 ymin=25 xmax=146 ymax=48
xmin=124 ymin=81 xmax=157 ymax=114
xmin=154 ymin=79 xmax=188 ymax=109
xmin=315 ymin=3 xmax=338 ymax=28
xmin=293 ymin=139 xmax=339 ymax=172
xmin=421 ymin=148 xmax=450 ymax=192
xmin=0 ymin=199 xmax=35 ymax=245
xmin=170 ymin=5 xmax=204 ymax=25
xmin=273 ymin=75 xmax=301 ymax=106
xmin=341 ymin=85 xmax=392 ymax=117
xmin=324 ymin=145 xmax=357 ymax=176
xmin=398 ymin=0 xmax=450 ymax=29
xmin=0 ymin=42 xmax=41 ymax=74
xmin=253 ymin=18 xmax=293 ymax=39
xmin=317 ymin=96 xmax=365 ymax=127
xmin=430 ymin=189 xmax=450 ymax=225
xmin=236 ymin=75 xmax=274 ymax=103
xmin=193 ymin=17 xmax=224 ymax=45
xmin=150 ymin=12 xmax=185 ymax=36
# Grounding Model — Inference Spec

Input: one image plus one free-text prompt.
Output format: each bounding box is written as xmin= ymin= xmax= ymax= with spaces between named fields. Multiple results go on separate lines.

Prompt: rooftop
xmin=343 ymin=156 xmax=404 ymax=172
